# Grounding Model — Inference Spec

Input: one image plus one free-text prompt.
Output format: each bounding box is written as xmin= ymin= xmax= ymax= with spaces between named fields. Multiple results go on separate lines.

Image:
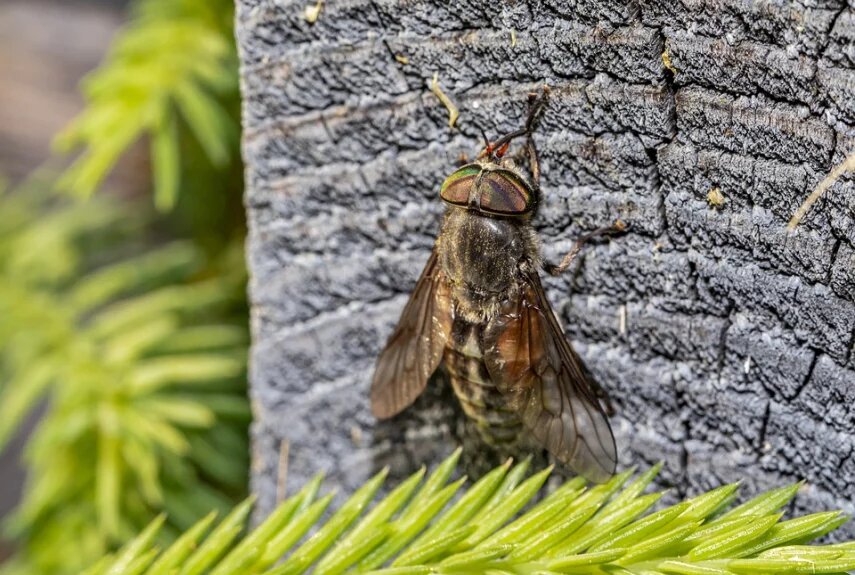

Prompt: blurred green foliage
xmin=55 ymin=0 xmax=239 ymax=213
xmin=84 ymin=451 xmax=855 ymax=575
xmin=0 ymin=0 xmax=248 ymax=572
xmin=0 ymin=182 xmax=250 ymax=574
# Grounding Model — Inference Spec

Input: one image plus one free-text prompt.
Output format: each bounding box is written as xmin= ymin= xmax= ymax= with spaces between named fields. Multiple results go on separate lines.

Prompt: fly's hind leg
xmin=543 ymin=220 xmax=628 ymax=276
xmin=544 ymin=220 xmax=628 ymax=416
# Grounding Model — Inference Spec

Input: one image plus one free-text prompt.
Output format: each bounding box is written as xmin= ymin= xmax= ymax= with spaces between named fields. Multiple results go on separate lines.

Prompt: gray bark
xmin=237 ymin=0 xmax=855 ymax=534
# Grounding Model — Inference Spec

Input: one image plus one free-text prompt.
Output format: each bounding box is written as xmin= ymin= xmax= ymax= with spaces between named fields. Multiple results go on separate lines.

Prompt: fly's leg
xmin=482 ymin=86 xmax=550 ymax=159
xmin=526 ymin=132 xmax=540 ymax=188
xmin=525 ymin=87 xmax=550 ymax=131
xmin=503 ymin=128 xmax=541 ymax=187
xmin=503 ymin=92 xmax=545 ymax=186
xmin=543 ymin=220 xmax=628 ymax=276
xmin=544 ymin=220 xmax=628 ymax=414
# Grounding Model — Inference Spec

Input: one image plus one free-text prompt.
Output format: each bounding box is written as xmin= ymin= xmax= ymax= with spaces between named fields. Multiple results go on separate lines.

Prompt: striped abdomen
xmin=443 ymin=318 xmax=523 ymax=446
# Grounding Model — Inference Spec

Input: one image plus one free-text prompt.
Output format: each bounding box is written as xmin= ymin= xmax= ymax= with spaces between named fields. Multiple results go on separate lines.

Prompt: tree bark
xmin=237 ymin=0 xmax=855 ymax=534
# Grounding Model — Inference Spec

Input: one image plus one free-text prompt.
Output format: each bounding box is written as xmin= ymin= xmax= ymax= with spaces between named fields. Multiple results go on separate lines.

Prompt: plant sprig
xmin=54 ymin=0 xmax=238 ymax=210
xmin=0 ymin=183 xmax=249 ymax=575
xmin=86 ymin=450 xmax=855 ymax=575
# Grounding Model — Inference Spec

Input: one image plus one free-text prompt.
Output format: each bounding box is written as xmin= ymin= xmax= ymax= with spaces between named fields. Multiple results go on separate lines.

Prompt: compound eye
xmin=440 ymin=164 xmax=481 ymax=206
xmin=478 ymin=170 xmax=534 ymax=215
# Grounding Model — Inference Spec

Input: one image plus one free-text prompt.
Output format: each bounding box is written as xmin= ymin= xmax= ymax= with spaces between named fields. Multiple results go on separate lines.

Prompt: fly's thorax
xmin=437 ymin=209 xmax=539 ymax=323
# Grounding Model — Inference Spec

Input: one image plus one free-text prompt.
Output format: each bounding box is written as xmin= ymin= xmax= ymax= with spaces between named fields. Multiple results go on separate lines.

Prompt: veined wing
xmin=483 ymin=270 xmax=616 ymax=483
xmin=370 ymin=249 xmax=454 ymax=419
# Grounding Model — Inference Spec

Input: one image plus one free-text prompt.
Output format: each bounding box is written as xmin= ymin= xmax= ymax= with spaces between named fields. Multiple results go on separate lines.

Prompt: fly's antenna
xmin=478 ymin=127 xmax=494 ymax=158
xmin=480 ymin=127 xmax=491 ymax=150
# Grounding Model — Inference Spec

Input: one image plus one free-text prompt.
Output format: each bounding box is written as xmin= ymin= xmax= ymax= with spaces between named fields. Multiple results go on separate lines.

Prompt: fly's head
xmin=440 ymin=159 xmax=535 ymax=217
xmin=439 ymin=86 xmax=549 ymax=218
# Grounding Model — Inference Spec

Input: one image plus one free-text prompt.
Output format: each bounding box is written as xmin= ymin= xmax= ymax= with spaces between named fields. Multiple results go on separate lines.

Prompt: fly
xmin=370 ymin=88 xmax=623 ymax=483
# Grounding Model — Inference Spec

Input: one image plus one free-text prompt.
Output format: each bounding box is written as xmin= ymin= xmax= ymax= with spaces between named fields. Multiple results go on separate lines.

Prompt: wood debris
xmin=304 ymin=0 xmax=323 ymax=24
xmin=788 ymin=152 xmax=854 ymax=230
xmin=431 ymin=72 xmax=459 ymax=128
xmin=707 ymin=187 xmax=725 ymax=207
xmin=662 ymin=49 xmax=677 ymax=74
xmin=618 ymin=304 xmax=627 ymax=335
xmin=276 ymin=439 xmax=290 ymax=503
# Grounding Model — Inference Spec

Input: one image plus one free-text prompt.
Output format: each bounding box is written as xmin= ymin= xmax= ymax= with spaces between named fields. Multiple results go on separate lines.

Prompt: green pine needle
xmin=85 ymin=452 xmax=855 ymax=575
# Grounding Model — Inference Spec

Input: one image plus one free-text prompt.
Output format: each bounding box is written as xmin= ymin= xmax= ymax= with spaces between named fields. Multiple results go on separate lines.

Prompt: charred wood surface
xmin=237 ymin=0 xmax=855 ymax=533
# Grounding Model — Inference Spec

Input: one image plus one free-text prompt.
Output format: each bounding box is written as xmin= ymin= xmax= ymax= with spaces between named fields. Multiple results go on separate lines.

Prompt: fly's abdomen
xmin=444 ymin=319 xmax=523 ymax=446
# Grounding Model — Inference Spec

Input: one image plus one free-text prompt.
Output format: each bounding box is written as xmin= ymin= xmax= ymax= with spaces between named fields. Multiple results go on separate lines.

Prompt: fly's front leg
xmin=523 ymin=91 xmax=543 ymax=188
xmin=504 ymin=132 xmax=540 ymax=187
xmin=543 ymin=220 xmax=627 ymax=276
xmin=484 ymin=86 xmax=550 ymax=159
xmin=524 ymin=87 xmax=549 ymax=133
xmin=527 ymin=134 xmax=540 ymax=188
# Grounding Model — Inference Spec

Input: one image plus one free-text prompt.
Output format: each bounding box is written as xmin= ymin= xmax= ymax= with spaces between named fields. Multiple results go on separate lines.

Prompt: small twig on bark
xmin=276 ymin=439 xmax=290 ymax=503
xmin=304 ymin=0 xmax=324 ymax=24
xmin=431 ymin=72 xmax=459 ymax=129
xmin=788 ymin=153 xmax=855 ymax=230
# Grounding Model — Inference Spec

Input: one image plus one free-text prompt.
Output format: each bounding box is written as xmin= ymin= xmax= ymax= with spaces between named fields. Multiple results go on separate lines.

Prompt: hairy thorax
xmin=437 ymin=208 xmax=539 ymax=322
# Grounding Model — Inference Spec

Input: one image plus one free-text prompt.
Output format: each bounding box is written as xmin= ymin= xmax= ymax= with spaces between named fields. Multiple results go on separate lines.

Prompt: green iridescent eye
xmin=440 ymin=164 xmax=481 ymax=206
xmin=478 ymin=169 xmax=534 ymax=215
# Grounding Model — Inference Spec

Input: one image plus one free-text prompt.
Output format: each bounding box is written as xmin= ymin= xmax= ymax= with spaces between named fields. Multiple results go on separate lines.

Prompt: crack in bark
xmin=845 ymin=327 xmax=855 ymax=366
xmin=791 ymin=352 xmax=820 ymax=402
xmin=716 ymin=312 xmax=734 ymax=384
xmin=755 ymin=400 xmax=772 ymax=460
xmin=826 ymin=238 xmax=843 ymax=284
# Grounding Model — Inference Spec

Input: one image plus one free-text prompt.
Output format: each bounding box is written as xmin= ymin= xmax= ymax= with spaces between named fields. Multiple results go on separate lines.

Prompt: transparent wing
xmin=483 ymin=270 xmax=616 ymax=483
xmin=370 ymin=249 xmax=454 ymax=419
